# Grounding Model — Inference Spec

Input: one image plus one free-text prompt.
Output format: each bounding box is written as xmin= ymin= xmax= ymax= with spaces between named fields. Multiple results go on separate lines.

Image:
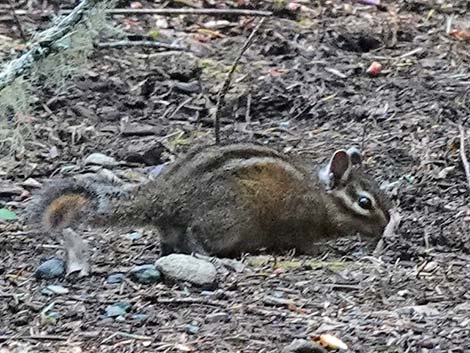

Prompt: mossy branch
xmin=0 ymin=0 xmax=103 ymax=92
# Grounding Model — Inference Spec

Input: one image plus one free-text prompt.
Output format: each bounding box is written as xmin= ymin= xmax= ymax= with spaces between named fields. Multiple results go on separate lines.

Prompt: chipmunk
xmin=26 ymin=143 xmax=392 ymax=257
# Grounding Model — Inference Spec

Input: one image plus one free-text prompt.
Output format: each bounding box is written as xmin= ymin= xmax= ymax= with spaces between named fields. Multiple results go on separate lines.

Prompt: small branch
xmin=1 ymin=8 xmax=273 ymax=18
xmin=96 ymin=40 xmax=186 ymax=51
xmin=167 ymin=96 xmax=194 ymax=120
xmin=144 ymin=296 xmax=225 ymax=307
xmin=458 ymin=124 xmax=470 ymax=191
xmin=0 ymin=335 xmax=69 ymax=341
xmin=61 ymin=8 xmax=273 ymax=17
xmin=101 ymin=331 xmax=152 ymax=344
xmin=0 ymin=0 xmax=102 ymax=92
xmin=6 ymin=0 xmax=26 ymax=42
xmin=213 ymin=17 xmax=266 ymax=144
xmin=373 ymin=209 xmax=401 ymax=256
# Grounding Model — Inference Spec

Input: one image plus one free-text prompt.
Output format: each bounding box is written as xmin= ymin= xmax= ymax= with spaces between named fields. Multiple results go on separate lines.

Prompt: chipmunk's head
xmin=318 ymin=147 xmax=392 ymax=238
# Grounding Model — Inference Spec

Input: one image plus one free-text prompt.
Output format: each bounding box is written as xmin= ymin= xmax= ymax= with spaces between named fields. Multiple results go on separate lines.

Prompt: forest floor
xmin=0 ymin=0 xmax=469 ymax=352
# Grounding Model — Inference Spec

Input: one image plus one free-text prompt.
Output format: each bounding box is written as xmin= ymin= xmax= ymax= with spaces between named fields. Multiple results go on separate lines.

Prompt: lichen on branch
xmin=0 ymin=0 xmax=115 ymax=153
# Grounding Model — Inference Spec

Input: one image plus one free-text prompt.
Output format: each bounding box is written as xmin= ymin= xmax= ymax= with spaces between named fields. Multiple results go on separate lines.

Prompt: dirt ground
xmin=0 ymin=0 xmax=469 ymax=352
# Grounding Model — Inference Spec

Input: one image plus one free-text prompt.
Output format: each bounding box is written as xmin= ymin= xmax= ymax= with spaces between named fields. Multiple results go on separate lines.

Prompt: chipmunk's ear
xmin=319 ymin=150 xmax=352 ymax=189
xmin=347 ymin=147 xmax=362 ymax=166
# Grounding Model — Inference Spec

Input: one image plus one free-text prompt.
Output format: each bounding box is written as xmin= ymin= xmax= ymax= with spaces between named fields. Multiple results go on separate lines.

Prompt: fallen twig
xmin=60 ymin=8 xmax=273 ymax=17
xmin=0 ymin=335 xmax=69 ymax=341
xmin=101 ymin=331 xmax=153 ymax=344
xmin=373 ymin=209 xmax=401 ymax=256
xmin=144 ymin=296 xmax=225 ymax=307
xmin=167 ymin=96 xmax=194 ymax=120
xmin=213 ymin=17 xmax=266 ymax=144
xmin=96 ymin=40 xmax=186 ymax=51
xmin=458 ymin=124 xmax=470 ymax=191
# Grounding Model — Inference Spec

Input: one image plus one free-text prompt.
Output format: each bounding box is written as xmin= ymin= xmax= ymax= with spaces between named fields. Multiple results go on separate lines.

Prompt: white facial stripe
xmin=223 ymin=157 xmax=305 ymax=180
xmin=376 ymin=208 xmax=389 ymax=225
xmin=333 ymin=189 xmax=377 ymax=217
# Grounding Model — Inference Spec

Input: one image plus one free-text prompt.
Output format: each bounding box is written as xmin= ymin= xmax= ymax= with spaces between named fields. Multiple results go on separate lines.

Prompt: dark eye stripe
xmin=345 ymin=184 xmax=357 ymax=199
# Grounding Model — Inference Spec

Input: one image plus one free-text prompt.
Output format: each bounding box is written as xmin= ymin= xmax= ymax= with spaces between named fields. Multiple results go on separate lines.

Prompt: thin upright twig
xmin=6 ymin=0 xmax=26 ymax=42
xmin=458 ymin=124 xmax=470 ymax=191
xmin=213 ymin=18 xmax=266 ymax=144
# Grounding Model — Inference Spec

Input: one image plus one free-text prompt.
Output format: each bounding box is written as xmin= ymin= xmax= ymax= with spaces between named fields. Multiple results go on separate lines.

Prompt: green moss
xmin=247 ymin=256 xmax=348 ymax=271
xmin=199 ymin=58 xmax=240 ymax=82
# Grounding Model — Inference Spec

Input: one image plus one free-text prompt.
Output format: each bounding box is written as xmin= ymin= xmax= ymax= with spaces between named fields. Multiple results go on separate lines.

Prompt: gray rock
xmin=155 ymin=254 xmax=217 ymax=288
xmin=130 ymin=264 xmax=161 ymax=284
xmin=35 ymin=258 xmax=65 ymax=280
xmin=84 ymin=153 xmax=117 ymax=167
xmin=105 ymin=302 xmax=130 ymax=318
xmin=125 ymin=231 xmax=142 ymax=241
xmin=106 ymin=273 xmax=125 ymax=284
xmin=149 ymin=164 xmax=167 ymax=179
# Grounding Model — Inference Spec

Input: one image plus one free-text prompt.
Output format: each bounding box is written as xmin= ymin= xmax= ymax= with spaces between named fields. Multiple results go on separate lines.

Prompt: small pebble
xmin=185 ymin=321 xmax=200 ymax=335
xmin=105 ymin=302 xmax=131 ymax=318
xmin=149 ymin=164 xmax=167 ymax=179
xmin=200 ymin=289 xmax=226 ymax=300
xmin=106 ymin=273 xmax=125 ymax=284
xmin=130 ymin=264 xmax=161 ymax=284
xmin=125 ymin=231 xmax=142 ymax=241
xmin=367 ymin=61 xmax=382 ymax=77
xmin=204 ymin=312 xmax=231 ymax=323
xmin=35 ymin=258 xmax=65 ymax=280
xmin=279 ymin=121 xmax=290 ymax=128
xmin=41 ymin=285 xmax=69 ymax=296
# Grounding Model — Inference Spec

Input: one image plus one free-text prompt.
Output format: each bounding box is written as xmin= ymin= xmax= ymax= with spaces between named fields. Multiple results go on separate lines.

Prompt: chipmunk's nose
xmin=367 ymin=211 xmax=390 ymax=237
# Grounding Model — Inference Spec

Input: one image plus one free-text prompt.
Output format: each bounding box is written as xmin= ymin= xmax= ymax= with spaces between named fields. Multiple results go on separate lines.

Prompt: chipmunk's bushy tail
xmin=26 ymin=176 xmax=129 ymax=232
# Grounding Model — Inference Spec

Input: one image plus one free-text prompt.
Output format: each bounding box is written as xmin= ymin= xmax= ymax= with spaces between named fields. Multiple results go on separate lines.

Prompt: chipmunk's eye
xmin=358 ymin=196 xmax=373 ymax=210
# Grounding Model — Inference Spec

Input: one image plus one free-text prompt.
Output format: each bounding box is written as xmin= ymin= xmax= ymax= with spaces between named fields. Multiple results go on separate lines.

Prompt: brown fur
xmin=236 ymin=162 xmax=306 ymax=217
xmin=42 ymin=194 xmax=91 ymax=231
xmin=29 ymin=143 xmax=392 ymax=257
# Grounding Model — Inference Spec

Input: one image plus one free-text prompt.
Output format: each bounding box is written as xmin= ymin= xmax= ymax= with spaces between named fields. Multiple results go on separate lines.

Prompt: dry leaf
xmin=287 ymin=302 xmax=306 ymax=314
xmin=450 ymin=29 xmax=470 ymax=41
xmin=174 ymin=344 xmax=195 ymax=352
xmin=317 ymin=334 xmax=348 ymax=350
